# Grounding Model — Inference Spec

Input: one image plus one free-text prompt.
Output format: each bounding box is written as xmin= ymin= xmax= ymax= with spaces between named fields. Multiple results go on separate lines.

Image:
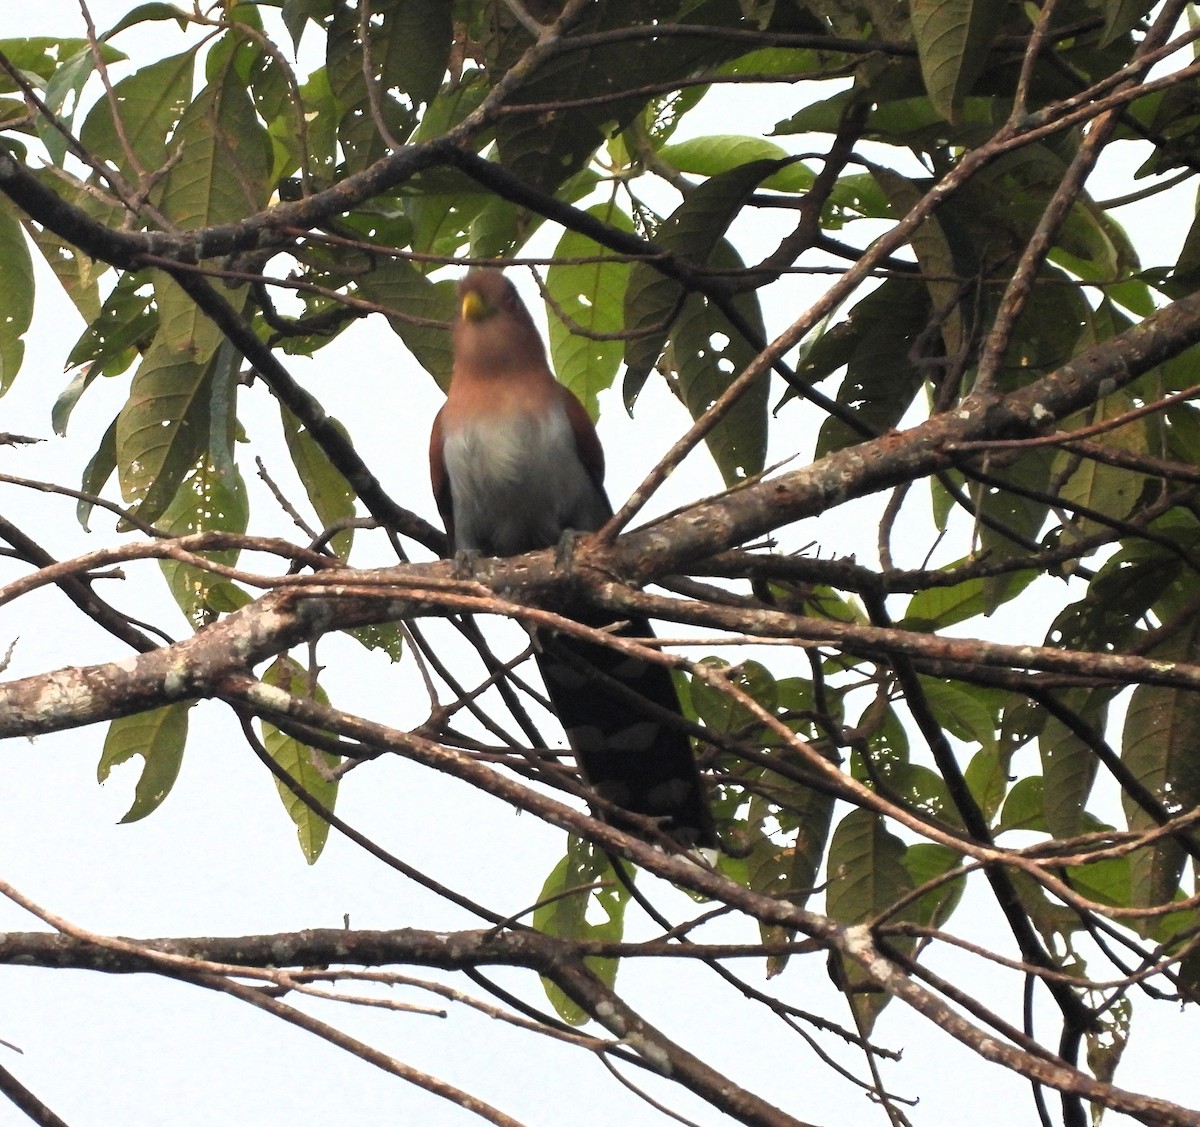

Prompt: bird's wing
xmin=428 ymin=404 xmax=455 ymax=551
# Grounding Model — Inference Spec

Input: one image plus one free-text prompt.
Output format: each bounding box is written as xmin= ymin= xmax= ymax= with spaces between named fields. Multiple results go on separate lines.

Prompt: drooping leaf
xmin=115 ymin=333 xmax=238 ymax=525
xmin=154 ymin=47 xmax=273 ymax=230
xmin=666 ymin=241 xmax=770 ymax=486
xmin=1039 ymin=688 xmax=1112 ymax=840
xmin=546 ymin=202 xmax=635 ymax=417
xmin=825 ymin=808 xmax=914 ymax=1029
xmin=282 ymin=0 xmax=333 ymax=50
xmin=624 ymin=158 xmax=788 ymax=403
xmin=902 ymin=842 xmax=966 ymax=932
xmin=871 ymin=166 xmax=966 ymax=358
xmin=910 ymin=0 xmax=1004 ymax=122
xmin=489 ymin=0 xmax=739 ymax=195
xmin=23 ymin=215 xmax=104 ymax=325
xmin=279 ymin=403 xmax=357 ymax=558
xmin=37 ymin=46 xmax=101 ymax=166
xmin=0 ymin=201 xmax=34 ymax=393
xmin=77 ymin=419 xmax=118 ymax=531
xmin=827 ymin=808 xmax=914 ymax=929
xmin=1054 ymin=386 xmax=1151 ymax=539
xmin=1099 ymin=0 xmax=1155 ymax=47
xmin=66 ymin=268 xmax=158 ymax=379
xmin=78 ymin=50 xmax=196 ymax=181
xmin=355 ymin=257 xmax=457 ymax=387
xmin=261 ymin=656 xmax=340 ymax=864
xmin=972 ymin=446 xmax=1057 ymax=609
xmin=814 ymin=279 xmax=932 ymax=458
xmin=97 ymin=701 xmax=193 ymax=822
xmin=1087 ymin=996 xmax=1132 ymax=1091
xmin=534 ymin=835 xmax=631 ymax=1026
xmin=1122 ymin=622 xmax=1200 ymax=916
xmin=326 ymin=2 xmax=449 ymax=171
xmin=157 ymin=455 xmax=251 ymax=629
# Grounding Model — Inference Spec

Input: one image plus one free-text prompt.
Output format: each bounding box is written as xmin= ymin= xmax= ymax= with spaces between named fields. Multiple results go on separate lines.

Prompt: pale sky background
xmin=1 ymin=3 xmax=1198 ymax=1125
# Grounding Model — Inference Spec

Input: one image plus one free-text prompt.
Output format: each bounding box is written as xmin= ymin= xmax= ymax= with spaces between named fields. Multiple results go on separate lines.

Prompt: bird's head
xmin=453 ymin=269 xmax=547 ymax=375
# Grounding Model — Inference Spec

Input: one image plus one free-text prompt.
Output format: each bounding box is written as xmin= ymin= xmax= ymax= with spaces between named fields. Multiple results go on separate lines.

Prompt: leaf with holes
xmin=546 ymin=203 xmax=634 ymax=418
xmin=261 ymin=656 xmax=340 ymax=864
xmin=534 ymin=836 xmax=630 ymax=1025
xmin=623 ymin=158 xmax=787 ymax=406
xmin=97 ymin=702 xmax=193 ymax=822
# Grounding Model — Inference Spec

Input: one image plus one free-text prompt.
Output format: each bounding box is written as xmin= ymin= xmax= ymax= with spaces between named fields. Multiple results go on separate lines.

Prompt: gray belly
xmin=443 ymin=410 xmax=612 ymax=556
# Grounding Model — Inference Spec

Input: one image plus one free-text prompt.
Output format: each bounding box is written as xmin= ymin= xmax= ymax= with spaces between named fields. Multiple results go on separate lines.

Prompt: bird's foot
xmin=452 ymin=548 xmax=481 ymax=579
xmin=555 ymin=529 xmax=581 ymax=571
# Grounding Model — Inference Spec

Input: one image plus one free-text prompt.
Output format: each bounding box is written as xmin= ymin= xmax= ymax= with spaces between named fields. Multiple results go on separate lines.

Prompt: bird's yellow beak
xmin=460 ymin=290 xmax=489 ymax=322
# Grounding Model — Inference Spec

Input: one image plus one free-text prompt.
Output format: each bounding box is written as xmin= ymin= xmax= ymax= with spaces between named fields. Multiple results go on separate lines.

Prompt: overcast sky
xmin=1 ymin=3 xmax=1198 ymax=1125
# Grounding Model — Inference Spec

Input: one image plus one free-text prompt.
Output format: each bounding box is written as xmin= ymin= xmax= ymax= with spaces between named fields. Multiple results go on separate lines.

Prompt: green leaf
xmin=261 ymin=657 xmax=340 ymax=864
xmin=910 ymin=0 xmax=1004 ymax=122
xmin=1067 ymin=855 xmax=1129 ymax=911
xmin=1122 ymin=623 xmax=1200 ymax=914
xmin=115 ymin=333 xmax=237 ymax=525
xmin=67 ymin=268 xmax=158 ymax=378
xmin=157 ymin=458 xmax=251 ymax=629
xmin=964 ymin=746 xmax=1011 ymax=824
xmin=97 ymin=702 xmax=192 ymax=822
xmin=534 ymin=836 xmax=630 ymax=1026
xmin=1039 ymin=689 xmax=1111 ymax=840
xmin=153 ymin=273 xmax=227 ymax=362
xmin=77 ymin=419 xmax=118 ymax=530
xmin=658 ymin=135 xmax=814 ymax=193
xmin=689 ymin=659 xmax=777 ymax=737
xmin=826 ymin=808 xmax=913 ymax=1028
xmin=973 ymin=446 xmax=1056 ymax=609
xmin=355 ymin=258 xmax=457 ymax=388
xmin=668 ymin=241 xmax=770 ymax=485
xmin=326 ymin=4 xmax=424 ymax=171
xmin=888 ymin=762 xmax=962 ymax=828
xmin=0 ymin=202 xmax=34 ymax=393
xmin=1087 ymin=997 xmax=1132 ymax=1090
xmin=280 ymin=403 xmax=356 ymax=558
xmin=0 ymin=38 xmax=122 ymax=90
xmin=814 ymin=279 xmax=931 ymax=458
xmin=490 ymin=0 xmax=738 ymax=194
xmin=101 ymin=3 xmax=190 ymax=39
xmin=917 ymin=677 xmax=998 ymax=754
xmin=902 ymin=562 xmax=1038 ymax=629
xmin=624 ymin=158 xmax=787 ymax=403
xmin=718 ymin=795 xmax=832 ymax=978
xmin=282 ymin=0 xmax=333 ymax=50
xmin=154 ymin=50 xmax=273 ymax=230
xmin=79 ymin=50 xmax=196 ymax=182
xmin=546 ymin=202 xmax=635 ymax=418
xmin=871 ymin=166 xmax=965 ymax=357
xmin=23 ymin=215 xmax=104 ymax=325
xmin=774 ymin=91 xmax=1007 ymax=144
xmin=999 ymin=775 xmax=1046 ymax=834
xmin=1054 ymin=386 xmax=1150 ymax=538
xmin=345 ymin=622 xmax=405 ymax=662
xmin=826 ymin=808 xmax=913 ymax=924
xmin=902 ymin=842 xmax=965 ymax=929
xmin=38 ymin=47 xmax=100 ymax=166
xmin=1100 ymin=0 xmax=1155 ymax=47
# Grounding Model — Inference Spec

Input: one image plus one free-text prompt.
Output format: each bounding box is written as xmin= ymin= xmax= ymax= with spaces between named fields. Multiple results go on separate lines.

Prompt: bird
xmin=429 ymin=268 xmax=716 ymax=848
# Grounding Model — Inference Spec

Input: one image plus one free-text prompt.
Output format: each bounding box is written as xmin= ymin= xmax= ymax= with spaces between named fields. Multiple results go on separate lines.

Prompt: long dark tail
xmin=534 ymin=615 xmax=716 ymax=848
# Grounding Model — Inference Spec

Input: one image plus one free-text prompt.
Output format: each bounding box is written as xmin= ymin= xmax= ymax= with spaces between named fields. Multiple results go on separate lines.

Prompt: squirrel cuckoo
xmin=430 ymin=269 xmax=716 ymax=847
